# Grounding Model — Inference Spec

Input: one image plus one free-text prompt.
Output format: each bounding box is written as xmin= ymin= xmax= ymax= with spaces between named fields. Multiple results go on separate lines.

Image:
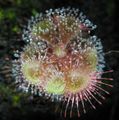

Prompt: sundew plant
xmin=12 ymin=7 xmax=113 ymax=118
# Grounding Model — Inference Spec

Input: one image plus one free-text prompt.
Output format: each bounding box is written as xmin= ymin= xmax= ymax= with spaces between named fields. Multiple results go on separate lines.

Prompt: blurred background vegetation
xmin=0 ymin=0 xmax=119 ymax=120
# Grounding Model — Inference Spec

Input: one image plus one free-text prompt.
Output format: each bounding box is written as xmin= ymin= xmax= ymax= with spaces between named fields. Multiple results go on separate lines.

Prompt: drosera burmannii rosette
xmin=12 ymin=7 xmax=113 ymax=118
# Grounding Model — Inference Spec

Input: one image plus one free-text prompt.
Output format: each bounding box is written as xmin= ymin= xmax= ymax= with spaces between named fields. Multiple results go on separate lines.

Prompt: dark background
xmin=0 ymin=0 xmax=119 ymax=120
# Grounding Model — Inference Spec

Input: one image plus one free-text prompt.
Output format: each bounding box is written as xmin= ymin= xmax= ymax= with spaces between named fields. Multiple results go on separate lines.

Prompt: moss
xmin=5 ymin=9 xmax=16 ymax=20
xmin=12 ymin=95 xmax=20 ymax=107
xmin=12 ymin=25 xmax=21 ymax=33
xmin=0 ymin=9 xmax=4 ymax=21
xmin=32 ymin=9 xmax=38 ymax=16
